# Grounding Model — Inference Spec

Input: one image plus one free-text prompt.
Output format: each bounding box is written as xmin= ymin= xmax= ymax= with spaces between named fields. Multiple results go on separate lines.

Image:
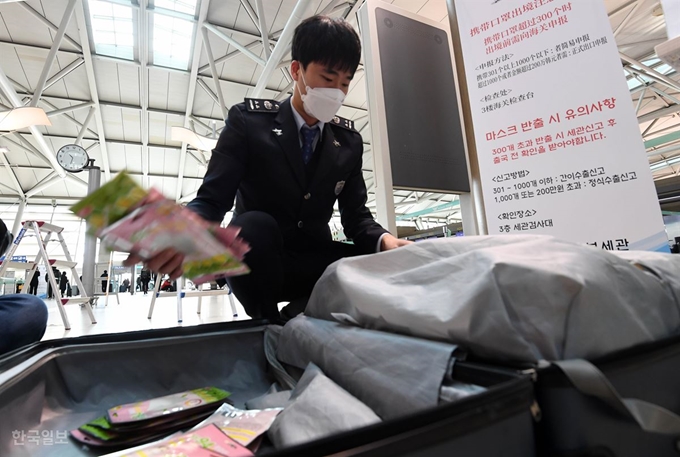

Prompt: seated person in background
xmin=0 ymin=218 xmax=48 ymax=355
xmin=160 ymin=277 xmax=173 ymax=292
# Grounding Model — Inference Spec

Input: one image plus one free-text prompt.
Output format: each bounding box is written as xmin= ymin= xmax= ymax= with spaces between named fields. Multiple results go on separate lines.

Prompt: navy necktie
xmin=301 ymin=125 xmax=318 ymax=164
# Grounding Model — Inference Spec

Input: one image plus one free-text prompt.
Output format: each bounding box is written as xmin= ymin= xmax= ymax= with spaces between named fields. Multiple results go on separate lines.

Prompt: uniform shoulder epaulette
xmin=244 ymin=98 xmax=280 ymax=113
xmin=329 ymin=115 xmax=358 ymax=133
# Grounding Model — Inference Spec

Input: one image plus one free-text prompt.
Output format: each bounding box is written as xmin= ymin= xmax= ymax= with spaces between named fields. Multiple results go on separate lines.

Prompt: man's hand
xmin=380 ymin=233 xmax=413 ymax=252
xmin=123 ymin=249 xmax=185 ymax=280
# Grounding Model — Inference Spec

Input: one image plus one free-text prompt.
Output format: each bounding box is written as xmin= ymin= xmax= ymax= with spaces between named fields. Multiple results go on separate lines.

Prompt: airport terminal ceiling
xmin=0 ymin=0 xmax=678 ymax=259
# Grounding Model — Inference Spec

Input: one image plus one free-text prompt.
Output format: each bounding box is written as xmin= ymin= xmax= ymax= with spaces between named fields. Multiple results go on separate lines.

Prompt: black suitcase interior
xmin=534 ymin=333 xmax=680 ymax=457
xmin=0 ymin=320 xmax=537 ymax=457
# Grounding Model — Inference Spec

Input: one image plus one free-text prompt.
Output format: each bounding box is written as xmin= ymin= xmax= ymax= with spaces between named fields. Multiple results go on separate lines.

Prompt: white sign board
xmin=37 ymin=264 xmax=47 ymax=299
xmin=454 ymin=0 xmax=668 ymax=252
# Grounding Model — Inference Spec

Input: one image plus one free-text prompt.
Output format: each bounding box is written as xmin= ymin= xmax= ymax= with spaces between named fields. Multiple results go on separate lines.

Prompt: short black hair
xmin=292 ymin=15 xmax=361 ymax=75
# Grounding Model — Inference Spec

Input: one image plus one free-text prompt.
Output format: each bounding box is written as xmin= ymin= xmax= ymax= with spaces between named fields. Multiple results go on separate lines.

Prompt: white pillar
xmin=81 ymin=165 xmax=100 ymax=297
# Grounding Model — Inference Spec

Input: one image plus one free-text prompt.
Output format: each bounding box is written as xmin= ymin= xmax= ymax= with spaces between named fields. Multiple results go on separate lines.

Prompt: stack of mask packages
xmin=71 ymin=172 xmax=250 ymax=284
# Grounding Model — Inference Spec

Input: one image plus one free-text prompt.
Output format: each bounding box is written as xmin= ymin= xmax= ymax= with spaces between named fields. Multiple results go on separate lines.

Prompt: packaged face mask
xmin=99 ymin=199 xmax=249 ymax=280
xmin=70 ymin=428 xmax=173 ymax=449
xmin=194 ymin=403 xmax=283 ymax=447
xmin=120 ymin=424 xmax=253 ymax=457
xmin=71 ymin=172 xmax=250 ymax=282
xmin=76 ymin=409 xmax=215 ymax=444
xmin=70 ymin=172 xmax=151 ymax=236
xmin=108 ymin=387 xmax=231 ymax=425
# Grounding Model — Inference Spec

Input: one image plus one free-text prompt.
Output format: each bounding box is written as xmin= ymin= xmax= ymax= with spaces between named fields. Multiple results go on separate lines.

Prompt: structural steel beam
xmin=344 ymin=0 xmax=365 ymax=20
xmin=612 ymin=0 xmax=641 ymax=37
xmin=13 ymin=131 xmax=182 ymax=150
xmin=18 ymin=2 xmax=82 ymax=51
xmin=8 ymin=134 xmax=52 ymax=165
xmin=177 ymin=0 xmax=212 ymax=201
xmin=319 ymin=0 xmax=347 ymax=15
xmin=252 ymin=0 xmax=312 ymax=98
xmin=197 ymin=36 xmax=268 ymax=74
xmin=75 ymin=106 xmax=96 ymax=145
xmin=274 ymin=80 xmax=294 ymax=101
xmin=648 ymin=143 xmax=680 ymax=158
xmin=29 ymin=0 xmax=78 ymax=107
xmin=0 ymin=149 xmax=25 ymax=196
xmin=25 ymin=172 xmax=61 ymax=199
xmin=254 ymin=0 xmax=271 ymax=60
xmin=204 ymin=23 xmax=266 ymax=66
xmin=635 ymin=87 xmax=647 ymax=114
xmin=4 ymin=163 xmax=205 ymax=181
xmin=638 ymin=105 xmax=680 ymax=124
xmin=43 ymin=57 xmax=85 ymax=93
xmin=647 ymin=85 xmax=680 ymax=106
xmin=646 ymin=130 xmax=680 ymax=149
xmin=240 ymin=0 xmax=261 ymax=34
xmin=74 ymin=0 xmax=111 ymax=180
xmin=621 ymin=53 xmax=680 ymax=93
xmin=201 ymin=27 xmax=229 ymax=120
xmin=45 ymin=101 xmax=95 ymax=117
xmin=139 ymin=0 xmax=150 ymax=188
xmin=608 ymin=0 xmax=638 ymax=17
xmin=0 ymin=66 xmax=65 ymax=177
xmin=40 ymin=98 xmax=98 ymax=137
xmin=7 ymin=77 xmax=99 ymax=139
xmin=197 ymin=78 xmax=220 ymax=106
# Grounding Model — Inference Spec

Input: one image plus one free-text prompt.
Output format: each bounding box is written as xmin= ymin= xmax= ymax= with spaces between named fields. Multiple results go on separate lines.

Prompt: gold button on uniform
xmin=304 ymin=193 xmax=311 ymax=200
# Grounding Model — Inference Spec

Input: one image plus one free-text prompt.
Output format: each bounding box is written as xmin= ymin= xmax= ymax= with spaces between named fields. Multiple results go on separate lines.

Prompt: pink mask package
xmin=194 ymin=404 xmax=283 ymax=448
xmin=108 ymin=387 xmax=231 ymax=425
xmin=119 ymin=424 xmax=254 ymax=457
xmin=70 ymin=172 xmax=250 ymax=283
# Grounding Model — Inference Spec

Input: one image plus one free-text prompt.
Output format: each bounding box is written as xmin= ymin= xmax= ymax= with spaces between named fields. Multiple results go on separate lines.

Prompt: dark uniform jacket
xmin=188 ymin=98 xmax=387 ymax=253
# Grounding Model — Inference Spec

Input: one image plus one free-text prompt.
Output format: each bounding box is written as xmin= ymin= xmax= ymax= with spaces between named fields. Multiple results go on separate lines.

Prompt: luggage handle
xmin=554 ymin=359 xmax=680 ymax=435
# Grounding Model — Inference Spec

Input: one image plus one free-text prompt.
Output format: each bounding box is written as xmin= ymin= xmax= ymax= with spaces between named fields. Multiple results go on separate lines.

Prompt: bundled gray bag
xmin=306 ymin=235 xmax=680 ymax=363
xmin=267 ymin=363 xmax=381 ymax=448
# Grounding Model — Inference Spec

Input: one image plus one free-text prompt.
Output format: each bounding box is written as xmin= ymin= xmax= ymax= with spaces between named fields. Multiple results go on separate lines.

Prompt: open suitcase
xmin=300 ymin=236 xmax=680 ymax=457
xmin=0 ymin=320 xmax=537 ymax=457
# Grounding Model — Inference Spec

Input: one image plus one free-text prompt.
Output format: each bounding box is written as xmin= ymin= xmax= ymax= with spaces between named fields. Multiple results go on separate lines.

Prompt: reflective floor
xmin=41 ymin=290 xmax=253 ymax=341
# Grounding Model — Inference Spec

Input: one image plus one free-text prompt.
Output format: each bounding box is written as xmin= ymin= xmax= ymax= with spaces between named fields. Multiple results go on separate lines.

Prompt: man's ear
xmin=291 ymin=60 xmax=301 ymax=82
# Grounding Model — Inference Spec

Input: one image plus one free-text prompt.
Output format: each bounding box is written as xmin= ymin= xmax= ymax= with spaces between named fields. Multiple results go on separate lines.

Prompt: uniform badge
xmin=334 ymin=181 xmax=345 ymax=195
xmin=245 ymin=97 xmax=280 ymax=113
xmin=333 ymin=139 xmax=341 ymax=147
xmin=329 ymin=115 xmax=357 ymax=133
xmin=272 ymin=128 xmax=283 ymax=136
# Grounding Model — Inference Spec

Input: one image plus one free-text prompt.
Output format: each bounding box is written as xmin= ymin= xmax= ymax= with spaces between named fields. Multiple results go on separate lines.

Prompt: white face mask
xmin=297 ymin=70 xmax=346 ymax=123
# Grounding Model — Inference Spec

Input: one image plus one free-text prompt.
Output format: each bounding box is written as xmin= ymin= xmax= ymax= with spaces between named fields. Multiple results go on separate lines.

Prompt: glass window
xmin=155 ymin=0 xmax=198 ymax=15
xmin=152 ymin=13 xmax=194 ymax=69
xmin=88 ymin=0 xmax=135 ymax=60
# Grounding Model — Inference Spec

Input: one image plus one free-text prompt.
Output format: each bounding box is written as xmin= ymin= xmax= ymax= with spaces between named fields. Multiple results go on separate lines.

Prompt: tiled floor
xmin=41 ymin=290 xmax=253 ymax=341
